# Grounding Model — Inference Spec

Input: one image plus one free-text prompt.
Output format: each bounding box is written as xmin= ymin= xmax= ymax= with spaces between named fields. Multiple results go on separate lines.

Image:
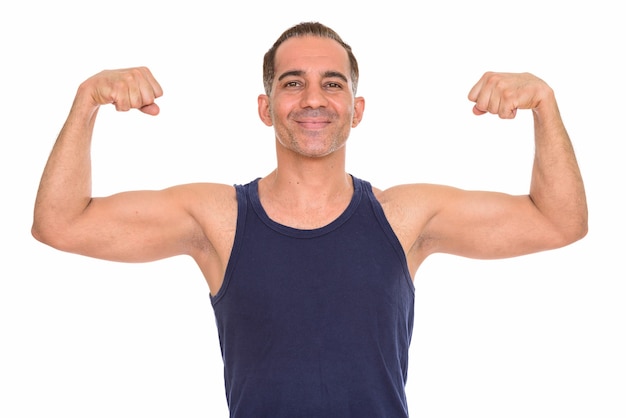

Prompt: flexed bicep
xmin=422 ymin=187 xmax=562 ymax=260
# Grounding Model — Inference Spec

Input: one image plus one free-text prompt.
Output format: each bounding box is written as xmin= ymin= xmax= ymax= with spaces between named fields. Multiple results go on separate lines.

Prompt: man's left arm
xmin=469 ymin=72 xmax=588 ymax=246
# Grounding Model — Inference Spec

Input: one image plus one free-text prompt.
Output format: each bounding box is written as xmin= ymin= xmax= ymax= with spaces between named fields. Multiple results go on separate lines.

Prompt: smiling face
xmin=258 ymin=36 xmax=365 ymax=159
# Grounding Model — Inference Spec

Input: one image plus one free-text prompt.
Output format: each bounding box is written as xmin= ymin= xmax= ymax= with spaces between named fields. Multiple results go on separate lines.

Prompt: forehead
xmin=274 ymin=36 xmax=350 ymax=75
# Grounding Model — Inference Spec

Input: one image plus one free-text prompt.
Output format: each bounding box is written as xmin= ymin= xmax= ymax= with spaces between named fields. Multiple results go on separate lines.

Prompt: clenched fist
xmin=468 ymin=72 xmax=554 ymax=119
xmin=78 ymin=67 xmax=163 ymax=115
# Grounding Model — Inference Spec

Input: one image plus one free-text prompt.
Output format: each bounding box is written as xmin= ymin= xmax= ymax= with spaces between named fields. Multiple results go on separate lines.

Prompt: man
xmin=32 ymin=21 xmax=587 ymax=417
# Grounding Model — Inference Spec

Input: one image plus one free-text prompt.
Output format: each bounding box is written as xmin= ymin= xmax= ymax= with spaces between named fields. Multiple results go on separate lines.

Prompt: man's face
xmin=258 ymin=36 xmax=364 ymax=158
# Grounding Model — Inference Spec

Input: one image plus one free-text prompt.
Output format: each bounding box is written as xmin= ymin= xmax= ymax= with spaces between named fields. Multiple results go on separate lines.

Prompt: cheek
xmin=269 ymin=100 xmax=290 ymax=121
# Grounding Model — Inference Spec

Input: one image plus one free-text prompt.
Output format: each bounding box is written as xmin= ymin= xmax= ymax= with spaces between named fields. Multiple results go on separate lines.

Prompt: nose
xmin=300 ymin=84 xmax=328 ymax=109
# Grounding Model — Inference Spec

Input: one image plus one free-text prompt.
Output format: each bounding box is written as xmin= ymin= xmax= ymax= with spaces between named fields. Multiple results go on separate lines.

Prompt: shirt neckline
xmin=247 ymin=175 xmax=363 ymax=238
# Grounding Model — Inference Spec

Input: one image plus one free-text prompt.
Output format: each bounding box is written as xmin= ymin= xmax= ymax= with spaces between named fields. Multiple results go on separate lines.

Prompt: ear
xmin=258 ymin=94 xmax=273 ymax=126
xmin=351 ymin=96 xmax=365 ymax=128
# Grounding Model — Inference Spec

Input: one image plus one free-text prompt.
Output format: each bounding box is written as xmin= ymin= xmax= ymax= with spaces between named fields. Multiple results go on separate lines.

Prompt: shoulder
xmin=373 ymin=183 xmax=459 ymax=212
xmin=163 ymin=182 xmax=236 ymax=208
xmin=374 ymin=182 xmax=469 ymax=235
xmin=370 ymin=183 xmax=462 ymax=258
xmin=164 ymin=182 xmax=238 ymax=245
xmin=373 ymin=183 xmax=436 ymax=226
xmin=170 ymin=182 xmax=238 ymax=219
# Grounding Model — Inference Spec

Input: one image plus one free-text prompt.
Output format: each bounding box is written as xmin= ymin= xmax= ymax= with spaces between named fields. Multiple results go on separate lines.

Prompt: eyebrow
xmin=277 ymin=70 xmax=349 ymax=83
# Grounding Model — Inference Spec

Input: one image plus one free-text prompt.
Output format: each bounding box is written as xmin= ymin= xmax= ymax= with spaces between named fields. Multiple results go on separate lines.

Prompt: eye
xmin=284 ymin=81 xmax=301 ymax=88
xmin=325 ymin=82 xmax=343 ymax=89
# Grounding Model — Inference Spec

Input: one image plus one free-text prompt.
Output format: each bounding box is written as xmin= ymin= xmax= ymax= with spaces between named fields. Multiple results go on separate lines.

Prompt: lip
xmin=296 ymin=120 xmax=331 ymax=129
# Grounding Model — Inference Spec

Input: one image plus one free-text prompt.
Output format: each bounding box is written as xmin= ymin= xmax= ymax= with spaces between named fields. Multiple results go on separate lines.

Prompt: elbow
xmin=32 ymin=200 xmax=95 ymax=254
xmin=31 ymin=218 xmax=73 ymax=252
xmin=573 ymin=217 xmax=589 ymax=243
xmin=31 ymin=217 xmax=47 ymax=245
xmin=554 ymin=212 xmax=588 ymax=248
xmin=577 ymin=213 xmax=589 ymax=241
xmin=571 ymin=205 xmax=589 ymax=242
xmin=565 ymin=224 xmax=588 ymax=247
xmin=31 ymin=220 xmax=57 ymax=248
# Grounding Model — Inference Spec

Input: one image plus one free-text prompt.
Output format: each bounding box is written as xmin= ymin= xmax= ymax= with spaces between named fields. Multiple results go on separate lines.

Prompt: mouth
xmin=296 ymin=120 xmax=331 ymax=130
xmin=291 ymin=109 xmax=335 ymax=130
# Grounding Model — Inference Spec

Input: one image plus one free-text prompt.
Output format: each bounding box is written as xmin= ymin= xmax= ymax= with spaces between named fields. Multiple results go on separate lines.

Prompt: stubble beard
xmin=274 ymin=108 xmax=350 ymax=158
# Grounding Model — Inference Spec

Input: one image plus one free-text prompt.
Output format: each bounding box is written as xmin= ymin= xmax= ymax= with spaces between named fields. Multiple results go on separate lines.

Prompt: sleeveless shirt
xmin=211 ymin=176 xmax=415 ymax=417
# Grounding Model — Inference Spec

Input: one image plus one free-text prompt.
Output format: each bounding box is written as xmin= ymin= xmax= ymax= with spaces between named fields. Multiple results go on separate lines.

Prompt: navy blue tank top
xmin=211 ymin=177 xmax=415 ymax=417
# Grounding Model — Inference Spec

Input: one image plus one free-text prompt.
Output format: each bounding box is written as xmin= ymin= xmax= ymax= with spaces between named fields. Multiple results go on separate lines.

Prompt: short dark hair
xmin=262 ymin=22 xmax=359 ymax=96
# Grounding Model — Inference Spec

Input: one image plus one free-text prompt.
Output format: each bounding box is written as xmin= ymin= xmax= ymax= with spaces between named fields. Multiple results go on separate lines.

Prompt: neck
xmin=262 ymin=145 xmax=351 ymax=204
xmin=257 ymin=146 xmax=353 ymax=229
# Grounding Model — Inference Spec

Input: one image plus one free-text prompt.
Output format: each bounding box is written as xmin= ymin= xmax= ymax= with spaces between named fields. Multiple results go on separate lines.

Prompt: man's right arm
xmin=31 ymin=67 xmax=209 ymax=263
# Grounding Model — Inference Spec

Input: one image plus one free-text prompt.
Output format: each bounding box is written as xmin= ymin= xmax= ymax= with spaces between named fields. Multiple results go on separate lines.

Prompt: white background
xmin=1 ymin=1 xmax=624 ymax=417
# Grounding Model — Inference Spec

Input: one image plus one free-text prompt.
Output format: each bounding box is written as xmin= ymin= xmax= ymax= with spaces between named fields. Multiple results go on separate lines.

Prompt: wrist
xmin=532 ymin=86 xmax=558 ymax=121
xmin=72 ymin=82 xmax=102 ymax=118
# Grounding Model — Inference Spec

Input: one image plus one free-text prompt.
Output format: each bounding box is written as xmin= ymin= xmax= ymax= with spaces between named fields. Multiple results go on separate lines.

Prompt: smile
xmin=296 ymin=120 xmax=331 ymax=129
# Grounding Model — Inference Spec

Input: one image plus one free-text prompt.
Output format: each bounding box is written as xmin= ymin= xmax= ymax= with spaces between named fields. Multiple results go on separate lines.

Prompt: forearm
xmin=32 ymin=89 xmax=99 ymax=242
xmin=529 ymin=93 xmax=588 ymax=243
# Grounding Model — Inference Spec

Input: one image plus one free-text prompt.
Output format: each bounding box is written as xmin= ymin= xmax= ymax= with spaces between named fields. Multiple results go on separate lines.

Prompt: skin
xmin=32 ymin=36 xmax=588 ymax=296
